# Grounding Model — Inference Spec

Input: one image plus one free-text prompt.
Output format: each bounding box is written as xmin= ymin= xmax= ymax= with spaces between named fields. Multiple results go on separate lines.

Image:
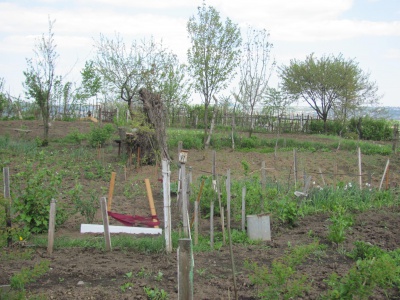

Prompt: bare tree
xmin=239 ymin=27 xmax=275 ymax=137
xmin=23 ymin=18 xmax=58 ymax=144
xmin=94 ymin=33 xmax=143 ymax=116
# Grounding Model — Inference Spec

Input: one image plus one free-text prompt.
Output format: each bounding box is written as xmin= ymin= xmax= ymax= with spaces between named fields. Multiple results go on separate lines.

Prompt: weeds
xmin=245 ymin=241 xmax=321 ymax=299
xmin=327 ymin=205 xmax=353 ymax=246
xmin=10 ymin=260 xmax=50 ymax=290
xmin=143 ymin=286 xmax=169 ymax=300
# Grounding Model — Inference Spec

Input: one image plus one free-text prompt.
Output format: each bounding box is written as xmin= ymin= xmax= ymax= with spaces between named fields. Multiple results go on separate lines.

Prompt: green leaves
xmin=279 ymin=53 xmax=380 ymax=131
xmin=12 ymin=154 xmax=68 ymax=233
xmin=187 ymin=2 xmax=241 ymax=105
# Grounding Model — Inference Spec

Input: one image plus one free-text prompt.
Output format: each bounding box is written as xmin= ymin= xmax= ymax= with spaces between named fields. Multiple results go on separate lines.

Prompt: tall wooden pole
xmin=162 ymin=159 xmax=172 ymax=253
xmin=3 ymin=167 xmax=12 ymax=247
xmin=241 ymin=186 xmax=246 ymax=232
xmin=181 ymin=163 xmax=188 ymax=236
xmin=358 ymin=147 xmax=362 ymax=190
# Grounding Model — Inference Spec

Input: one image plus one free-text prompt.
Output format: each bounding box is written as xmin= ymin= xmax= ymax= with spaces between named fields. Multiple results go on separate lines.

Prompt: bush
xmin=12 ymin=152 xmax=68 ymax=233
xmin=309 ymin=120 xmax=325 ymax=134
xmin=87 ymin=123 xmax=115 ymax=147
xmin=360 ymin=116 xmax=392 ymax=141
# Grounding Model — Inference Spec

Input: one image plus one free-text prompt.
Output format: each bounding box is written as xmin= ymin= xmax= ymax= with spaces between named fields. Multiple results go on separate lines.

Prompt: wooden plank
xmin=145 ymin=179 xmax=159 ymax=228
xmin=80 ymin=224 xmax=162 ymax=234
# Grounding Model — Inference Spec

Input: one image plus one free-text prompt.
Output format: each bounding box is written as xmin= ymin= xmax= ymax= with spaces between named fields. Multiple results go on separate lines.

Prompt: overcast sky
xmin=0 ymin=0 xmax=399 ymax=106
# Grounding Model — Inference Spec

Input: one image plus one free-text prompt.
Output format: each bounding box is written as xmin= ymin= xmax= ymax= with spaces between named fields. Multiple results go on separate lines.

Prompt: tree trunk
xmin=139 ymin=88 xmax=170 ymax=161
xmin=205 ymin=97 xmax=218 ymax=149
xmin=248 ymin=109 xmax=254 ymax=138
xmin=203 ymin=101 xmax=209 ymax=147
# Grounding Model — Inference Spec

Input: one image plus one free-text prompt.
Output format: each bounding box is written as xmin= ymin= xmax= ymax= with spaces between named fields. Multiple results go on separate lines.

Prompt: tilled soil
xmin=1 ymin=120 xmax=400 ymax=299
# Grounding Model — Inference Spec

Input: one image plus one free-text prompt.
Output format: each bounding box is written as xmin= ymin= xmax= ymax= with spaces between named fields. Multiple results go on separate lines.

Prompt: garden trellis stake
xmin=162 ymin=159 xmax=172 ymax=253
xmin=3 ymin=167 xmax=11 ymax=247
xmin=47 ymin=199 xmax=56 ymax=255
xmin=379 ymin=159 xmax=390 ymax=191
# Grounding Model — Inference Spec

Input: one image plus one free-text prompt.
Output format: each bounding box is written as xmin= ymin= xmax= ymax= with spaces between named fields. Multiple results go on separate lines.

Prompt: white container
xmin=246 ymin=214 xmax=271 ymax=241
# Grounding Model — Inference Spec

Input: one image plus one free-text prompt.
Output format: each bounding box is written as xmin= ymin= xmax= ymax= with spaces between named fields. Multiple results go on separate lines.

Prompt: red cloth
xmin=107 ymin=211 xmax=160 ymax=228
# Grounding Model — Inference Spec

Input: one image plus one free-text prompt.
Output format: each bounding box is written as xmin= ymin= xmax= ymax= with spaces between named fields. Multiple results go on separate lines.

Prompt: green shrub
xmin=246 ymin=241 xmax=321 ymax=299
xmin=63 ymin=129 xmax=86 ymax=144
xmin=12 ymin=152 xmax=68 ymax=233
xmin=327 ymin=205 xmax=353 ymax=245
xmin=348 ymin=241 xmax=385 ymax=261
xmin=324 ymin=254 xmax=400 ymax=299
xmin=69 ymin=184 xmax=99 ymax=223
xmin=360 ymin=116 xmax=392 ymax=141
xmin=309 ymin=119 xmax=325 ymax=133
xmin=87 ymin=123 xmax=115 ymax=147
xmin=10 ymin=260 xmax=50 ymax=290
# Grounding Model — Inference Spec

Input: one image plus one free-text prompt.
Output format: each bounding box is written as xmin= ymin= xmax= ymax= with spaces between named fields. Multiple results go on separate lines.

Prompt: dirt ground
xmin=1 ymin=120 xmax=400 ymax=299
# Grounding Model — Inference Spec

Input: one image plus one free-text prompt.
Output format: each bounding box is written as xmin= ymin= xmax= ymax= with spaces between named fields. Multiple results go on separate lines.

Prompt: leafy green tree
xmin=263 ymin=87 xmax=292 ymax=117
xmin=279 ymin=53 xmax=380 ymax=132
xmin=23 ymin=18 xmax=59 ymax=144
xmin=333 ymin=62 xmax=381 ymax=123
xmin=94 ymin=34 xmax=175 ymax=116
xmin=239 ymin=27 xmax=275 ymax=137
xmin=94 ymin=33 xmax=143 ymax=115
xmin=187 ymin=2 xmax=241 ymax=147
xmin=160 ymin=57 xmax=192 ymax=125
xmin=79 ymin=60 xmax=102 ymax=102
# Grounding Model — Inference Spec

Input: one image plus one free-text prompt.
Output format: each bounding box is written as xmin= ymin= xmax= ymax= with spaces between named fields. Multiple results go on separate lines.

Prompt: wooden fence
xmin=169 ymin=109 xmax=321 ymax=134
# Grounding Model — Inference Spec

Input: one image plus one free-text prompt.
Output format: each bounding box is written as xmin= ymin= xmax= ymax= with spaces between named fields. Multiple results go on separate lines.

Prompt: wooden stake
xmin=216 ymin=175 xmax=225 ymax=244
xmin=318 ymin=167 xmax=326 ymax=186
xmin=100 ymin=197 xmax=112 ymax=251
xmin=261 ymin=161 xmax=266 ymax=210
xmin=210 ymin=194 xmax=214 ymax=249
xmin=241 ymin=186 xmax=246 ymax=232
xmin=3 ymin=167 xmax=11 ymax=247
xmin=293 ymin=149 xmax=297 ymax=187
xmin=379 ymin=159 xmax=390 ymax=191
xmin=145 ymin=178 xmax=159 ymax=228
xmin=194 ymin=201 xmax=199 ymax=245
xmin=107 ymin=172 xmax=116 ymax=211
xmin=226 ymin=169 xmax=231 ymax=230
xmin=358 ymin=147 xmax=362 ymax=189
xmin=227 ymin=217 xmax=238 ymax=300
xmin=178 ymin=238 xmax=193 ymax=300
xmin=181 ymin=164 xmax=188 ymax=236
xmin=190 ymin=180 xmax=205 ymax=227
xmin=47 ymin=199 xmax=56 ymax=255
xmin=385 ymin=163 xmax=390 ymax=190
xmin=162 ymin=159 xmax=172 ymax=253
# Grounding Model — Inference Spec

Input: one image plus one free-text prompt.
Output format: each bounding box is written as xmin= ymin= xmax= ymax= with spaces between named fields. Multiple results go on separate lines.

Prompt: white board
xmin=80 ymin=224 xmax=162 ymax=235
